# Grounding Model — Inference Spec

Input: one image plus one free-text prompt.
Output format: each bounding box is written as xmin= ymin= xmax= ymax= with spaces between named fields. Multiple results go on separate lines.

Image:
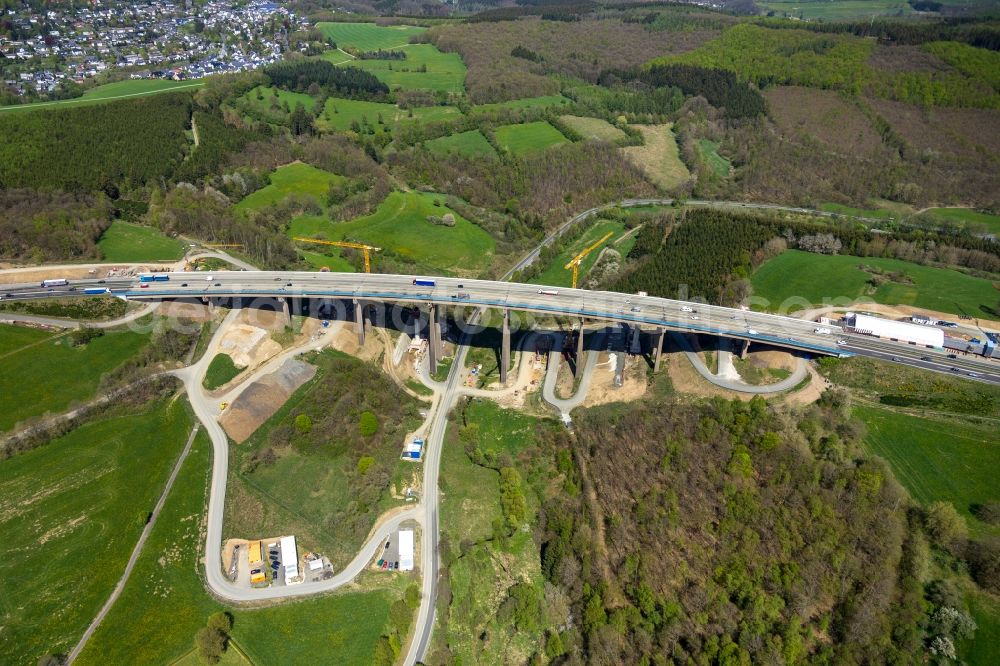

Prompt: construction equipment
xmin=292 ymin=237 xmax=381 ymax=273
xmin=564 ymin=231 xmax=614 ymax=288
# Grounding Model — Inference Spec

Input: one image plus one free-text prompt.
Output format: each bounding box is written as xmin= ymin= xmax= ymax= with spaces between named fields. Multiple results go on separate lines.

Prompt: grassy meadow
xmin=855 ymin=405 xmax=1000 ymax=536
xmin=203 ymin=353 xmax=241 ymax=390
xmin=0 ymin=79 xmax=203 ymax=113
xmin=622 ymin=124 xmax=690 ymax=190
xmin=924 ymin=207 xmax=1000 ymax=235
xmin=328 ymin=191 xmax=495 ymax=274
xmin=559 ymin=115 xmax=627 ymax=142
xmin=316 ymin=22 xmax=426 ymax=51
xmin=235 ymin=162 xmax=345 ymax=211
xmin=471 ymin=95 xmax=571 ymax=114
xmin=0 ymin=324 xmax=149 ymax=432
xmin=344 ymin=44 xmax=466 ymax=93
xmin=698 ymin=139 xmax=730 ymax=177
xmin=318 ymin=96 xmax=461 ymax=134
xmin=424 ymin=130 xmax=497 ymax=159
xmin=0 ymin=400 xmax=192 ymax=664
xmin=495 ymin=121 xmax=569 ymax=156
xmin=97 ymin=221 xmax=184 ymax=262
xmin=750 ymin=250 xmax=1000 ymax=319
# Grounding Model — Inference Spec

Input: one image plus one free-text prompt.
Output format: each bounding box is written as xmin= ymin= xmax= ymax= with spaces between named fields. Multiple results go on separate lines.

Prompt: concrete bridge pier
xmin=653 ymin=326 xmax=666 ymax=373
xmin=353 ymin=298 xmax=365 ymax=346
xmin=739 ymin=338 xmax=750 ymax=359
xmin=427 ymin=305 xmax=442 ymax=375
xmin=281 ymin=297 xmax=291 ymax=326
xmin=501 ymin=309 xmax=511 ymax=386
xmin=576 ymin=318 xmax=585 ymax=360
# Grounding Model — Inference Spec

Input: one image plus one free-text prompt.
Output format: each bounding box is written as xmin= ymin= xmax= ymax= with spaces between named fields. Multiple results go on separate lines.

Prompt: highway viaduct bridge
xmin=5 ymin=270 xmax=999 ymax=385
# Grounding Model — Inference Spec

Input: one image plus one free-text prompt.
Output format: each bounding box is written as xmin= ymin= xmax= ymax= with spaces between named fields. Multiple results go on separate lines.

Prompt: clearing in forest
xmin=622 ymin=124 xmax=690 ymax=190
xmin=559 ymin=115 xmax=627 ymax=142
xmin=494 ymin=121 xmax=569 ymax=156
xmin=424 ymin=130 xmax=497 ymax=159
xmin=315 ymin=22 xmax=426 ymax=51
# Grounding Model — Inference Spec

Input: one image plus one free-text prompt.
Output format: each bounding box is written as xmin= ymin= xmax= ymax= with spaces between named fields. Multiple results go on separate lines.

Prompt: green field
xmin=559 ymin=115 xmax=627 ymax=142
xmin=318 ymin=96 xmax=461 ymax=134
xmin=924 ymin=207 xmax=1000 ymax=235
xmin=856 ymin=405 xmax=1000 ymax=536
xmin=750 ymin=250 xmax=1000 ymax=319
xmin=326 ymin=191 xmax=495 ymax=274
xmin=471 ymin=95 xmax=572 ymax=114
xmin=424 ymin=130 xmax=497 ymax=159
xmin=0 ymin=325 xmax=149 ymax=432
xmin=820 ymin=202 xmax=898 ymax=220
xmin=97 ymin=220 xmax=184 ymax=262
xmin=529 ymin=219 xmax=633 ymax=287
xmin=698 ymin=139 xmax=730 ymax=176
xmin=755 ymin=0 xmax=913 ymax=20
xmin=495 ymin=121 xmax=569 ymax=156
xmin=961 ymin=591 xmax=1000 ymax=665
xmin=0 ymin=79 xmax=204 ymax=113
xmin=316 ymin=22 xmax=426 ymax=51
xmin=342 ymin=44 xmax=466 ymax=93
xmin=0 ymin=399 xmax=192 ymax=665
xmin=203 ymin=353 xmax=242 ymax=390
xmin=236 ymin=85 xmax=317 ymax=125
xmin=76 ymin=426 xmax=398 ymax=666
xmin=236 ymin=162 xmax=345 ymax=211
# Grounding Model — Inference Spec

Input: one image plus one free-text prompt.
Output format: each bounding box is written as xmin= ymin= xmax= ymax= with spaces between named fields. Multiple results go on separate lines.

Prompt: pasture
xmin=750 ymin=250 xmax=1000 ymax=319
xmin=0 ymin=79 xmax=203 ymax=113
xmin=97 ymin=221 xmax=184 ymax=262
xmin=855 ymin=405 xmax=999 ymax=536
xmin=203 ymin=353 xmax=241 ymax=390
xmin=471 ymin=95 xmax=571 ymax=114
xmin=755 ymin=0 xmax=913 ymax=20
xmin=0 ymin=400 xmax=192 ymax=665
xmin=0 ymin=324 xmax=149 ymax=432
xmin=236 ymin=162 xmax=345 ymax=211
xmin=237 ymin=85 xmax=318 ymax=125
xmin=329 ymin=191 xmax=495 ymax=274
xmin=344 ymin=44 xmax=466 ymax=93
xmin=559 ymin=115 xmax=627 ymax=142
xmin=316 ymin=22 xmax=426 ymax=51
xmin=924 ymin=207 xmax=1000 ymax=235
xmin=424 ymin=130 xmax=497 ymax=159
xmin=318 ymin=96 xmax=461 ymax=134
xmin=622 ymin=124 xmax=690 ymax=190
xmin=494 ymin=121 xmax=569 ymax=156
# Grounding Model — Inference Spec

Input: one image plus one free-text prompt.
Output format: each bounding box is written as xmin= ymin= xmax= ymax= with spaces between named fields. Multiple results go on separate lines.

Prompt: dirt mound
xmin=221 ymin=358 xmax=317 ymax=443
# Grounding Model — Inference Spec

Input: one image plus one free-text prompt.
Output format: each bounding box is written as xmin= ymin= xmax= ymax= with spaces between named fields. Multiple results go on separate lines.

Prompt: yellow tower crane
xmin=564 ymin=231 xmax=614 ymax=289
xmin=292 ymin=237 xmax=382 ymax=273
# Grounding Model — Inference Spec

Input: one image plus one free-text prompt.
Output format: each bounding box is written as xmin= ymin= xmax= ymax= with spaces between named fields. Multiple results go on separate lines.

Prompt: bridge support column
xmin=501 ymin=309 xmax=511 ymax=386
xmin=576 ymin=318 xmax=585 ymax=360
xmin=653 ymin=326 xmax=665 ymax=373
xmin=427 ymin=305 xmax=440 ymax=376
xmin=739 ymin=338 xmax=750 ymax=359
xmin=353 ymin=298 xmax=365 ymax=346
xmin=281 ymin=298 xmax=291 ymax=326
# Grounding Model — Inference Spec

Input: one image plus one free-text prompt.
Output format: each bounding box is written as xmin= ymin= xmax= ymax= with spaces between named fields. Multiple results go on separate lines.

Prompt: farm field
xmin=236 ymin=162 xmax=345 ymax=211
xmin=698 ymin=139 xmax=730 ymax=176
xmin=0 ymin=399 xmax=192 ymax=665
xmin=755 ymin=0 xmax=913 ymax=20
xmin=327 ymin=191 xmax=495 ymax=274
xmin=343 ymin=44 xmax=466 ymax=93
xmin=924 ymin=207 xmax=1000 ymax=235
xmin=424 ymin=130 xmax=497 ymax=159
xmin=0 ymin=324 xmax=149 ymax=432
xmin=559 ymin=115 xmax=627 ymax=142
xmin=318 ymin=96 xmax=461 ymax=134
xmin=820 ymin=202 xmax=899 ymax=220
xmin=622 ymin=124 xmax=690 ymax=190
xmin=0 ymin=79 xmax=203 ymax=113
xmin=961 ymin=592 xmax=1000 ymax=665
xmin=529 ymin=219 xmax=633 ymax=287
xmin=97 ymin=220 xmax=184 ymax=262
xmin=750 ymin=250 xmax=1000 ymax=319
xmin=471 ymin=94 xmax=571 ymax=114
xmin=494 ymin=121 xmax=569 ymax=156
xmin=855 ymin=405 xmax=1000 ymax=537
xmin=316 ymin=22 xmax=426 ymax=51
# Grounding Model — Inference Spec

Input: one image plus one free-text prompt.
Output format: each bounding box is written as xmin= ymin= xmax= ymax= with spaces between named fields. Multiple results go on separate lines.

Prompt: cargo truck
xmin=412 ymin=278 xmax=436 ymax=287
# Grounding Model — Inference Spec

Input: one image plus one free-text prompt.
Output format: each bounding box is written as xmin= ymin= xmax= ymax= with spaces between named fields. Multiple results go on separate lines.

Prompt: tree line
xmin=263 ymin=59 xmax=389 ymax=99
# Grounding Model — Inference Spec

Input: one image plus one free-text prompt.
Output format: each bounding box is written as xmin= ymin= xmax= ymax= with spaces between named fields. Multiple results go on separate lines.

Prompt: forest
xmin=0 ymin=189 xmax=113 ymax=262
xmin=263 ymin=59 xmax=389 ymax=98
xmin=0 ymin=92 xmax=191 ymax=191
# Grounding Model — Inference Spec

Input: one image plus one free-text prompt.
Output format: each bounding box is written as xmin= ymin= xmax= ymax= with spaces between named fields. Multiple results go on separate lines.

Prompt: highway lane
xmin=3 ymin=270 xmax=998 ymax=384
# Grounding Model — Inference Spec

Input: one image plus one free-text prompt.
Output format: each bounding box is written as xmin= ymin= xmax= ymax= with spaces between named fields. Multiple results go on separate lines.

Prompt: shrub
xmin=195 ymin=627 xmax=227 ymax=664
xmin=357 ymin=456 xmax=375 ymax=474
xmin=69 ymin=326 xmax=104 ymax=347
xmin=405 ymin=583 xmax=421 ymax=609
xmin=967 ymin=538 xmax=1000 ymax=593
xmin=359 ymin=411 xmax=378 ymax=437
xmin=973 ymin=502 xmax=1000 ymax=525
xmin=294 ymin=414 xmax=312 ymax=434
xmin=924 ymin=501 xmax=968 ymax=547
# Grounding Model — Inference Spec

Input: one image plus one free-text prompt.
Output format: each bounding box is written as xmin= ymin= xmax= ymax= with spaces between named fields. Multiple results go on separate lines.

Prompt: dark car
xmin=950 ymin=367 xmax=960 ymax=372
xmin=286 ymin=282 xmax=293 ymax=287
xmin=947 ymin=353 xmax=958 ymax=359
xmin=250 ymin=568 xmax=262 ymax=575
xmin=274 ymin=277 xmax=282 ymax=281
xmin=269 ymin=549 xmax=279 ymax=555
xmin=97 ymin=280 xmax=106 ymax=284
xmin=181 ymin=283 xmax=188 ymax=287
xmin=921 ymin=356 xmax=932 ymax=361
xmin=214 ymin=282 xmax=222 ymax=286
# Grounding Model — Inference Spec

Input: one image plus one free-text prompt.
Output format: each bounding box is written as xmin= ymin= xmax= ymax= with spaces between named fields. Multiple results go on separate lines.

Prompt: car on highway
xmin=969 ymin=371 xmax=980 ymax=377
xmin=631 ymin=306 xmax=642 ymax=312
xmin=204 ymin=275 xmax=213 ymax=281
xmin=950 ymin=367 xmax=960 ymax=372
xmin=836 ymin=339 xmax=848 ymax=345
xmin=97 ymin=280 xmax=106 ymax=284
xmin=921 ymin=356 xmax=932 ymax=361
xmin=140 ymin=283 xmax=149 ymax=288
xmin=274 ymin=277 xmax=282 ymax=281
xmin=213 ymin=282 xmax=222 ymax=286
xmin=691 ymin=315 xmax=699 ymax=320
xmin=947 ymin=354 xmax=958 ymax=359
xmin=747 ymin=329 xmax=758 ymax=335
xmin=181 ymin=283 xmax=188 ymax=287
xmin=680 ymin=306 xmax=693 ymax=312
xmin=286 ymin=282 xmax=293 ymax=287
xmin=891 ymin=356 xmax=900 ymax=362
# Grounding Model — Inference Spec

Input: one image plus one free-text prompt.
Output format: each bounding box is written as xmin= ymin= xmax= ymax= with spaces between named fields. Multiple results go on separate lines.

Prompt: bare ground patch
xmin=622 ymin=124 xmax=691 ymax=190
xmin=220 ymin=358 xmax=317 ymax=443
